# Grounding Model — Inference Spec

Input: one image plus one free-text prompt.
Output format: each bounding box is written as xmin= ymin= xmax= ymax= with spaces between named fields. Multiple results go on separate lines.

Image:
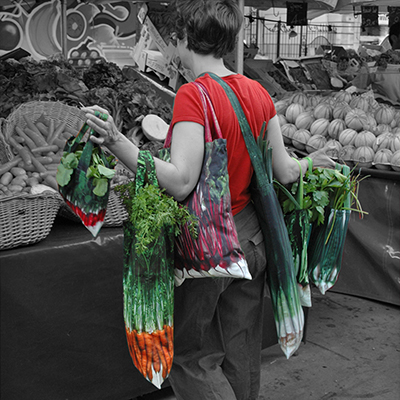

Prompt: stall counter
xmin=0 ymin=216 xmax=279 ymax=400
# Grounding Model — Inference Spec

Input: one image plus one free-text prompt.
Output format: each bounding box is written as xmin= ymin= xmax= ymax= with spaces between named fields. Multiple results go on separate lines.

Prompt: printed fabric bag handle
xmin=135 ymin=150 xmax=158 ymax=193
xmin=163 ymin=82 xmax=222 ymax=149
xmin=205 ymin=72 xmax=267 ymax=182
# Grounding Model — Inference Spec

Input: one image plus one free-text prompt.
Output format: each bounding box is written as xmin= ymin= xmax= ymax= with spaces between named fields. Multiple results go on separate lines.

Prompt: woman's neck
xmin=189 ymin=53 xmax=236 ymax=78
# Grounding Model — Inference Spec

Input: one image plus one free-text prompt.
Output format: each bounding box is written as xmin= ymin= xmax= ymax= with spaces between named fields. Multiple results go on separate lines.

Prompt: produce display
xmin=0 ymin=57 xmax=172 ymax=150
xmin=0 ymin=114 xmax=71 ymax=197
xmin=275 ymin=90 xmax=400 ymax=171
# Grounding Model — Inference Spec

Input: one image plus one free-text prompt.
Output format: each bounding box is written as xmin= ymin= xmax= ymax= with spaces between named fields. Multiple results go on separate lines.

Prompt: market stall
xmin=1 ymin=1 xmax=400 ymax=398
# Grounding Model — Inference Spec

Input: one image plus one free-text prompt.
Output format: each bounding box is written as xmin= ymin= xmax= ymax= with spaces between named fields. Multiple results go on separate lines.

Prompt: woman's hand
xmin=80 ymin=105 xmax=122 ymax=145
xmin=308 ymin=143 xmax=337 ymax=169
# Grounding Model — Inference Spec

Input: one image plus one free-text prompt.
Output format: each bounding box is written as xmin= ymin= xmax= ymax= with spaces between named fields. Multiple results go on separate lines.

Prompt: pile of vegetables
xmin=0 ymin=57 xmax=172 ymax=155
xmin=275 ymin=90 xmax=400 ymax=171
xmin=0 ymin=114 xmax=74 ymax=197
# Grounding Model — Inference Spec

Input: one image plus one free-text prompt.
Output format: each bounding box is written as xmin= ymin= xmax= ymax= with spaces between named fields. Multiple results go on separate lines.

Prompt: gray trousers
xmin=169 ymin=202 xmax=267 ymax=400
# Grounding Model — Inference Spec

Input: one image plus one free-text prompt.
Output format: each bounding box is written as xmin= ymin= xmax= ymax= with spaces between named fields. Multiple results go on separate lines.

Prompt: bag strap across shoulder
xmin=163 ymin=81 xmax=223 ymax=148
xmin=205 ymin=72 xmax=268 ymax=182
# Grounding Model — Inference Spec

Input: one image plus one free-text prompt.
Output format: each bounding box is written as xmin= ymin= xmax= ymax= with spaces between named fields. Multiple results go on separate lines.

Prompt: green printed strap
xmin=136 ymin=150 xmax=158 ymax=192
xmin=204 ymin=72 xmax=268 ymax=183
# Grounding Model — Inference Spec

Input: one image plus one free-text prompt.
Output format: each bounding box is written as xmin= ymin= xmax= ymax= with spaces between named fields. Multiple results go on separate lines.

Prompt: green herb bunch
xmin=115 ymin=181 xmax=198 ymax=254
xmin=277 ymin=167 xmax=367 ymax=226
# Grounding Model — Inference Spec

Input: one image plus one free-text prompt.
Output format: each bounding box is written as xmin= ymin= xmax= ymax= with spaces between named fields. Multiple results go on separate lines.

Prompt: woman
xmin=83 ymin=1 xmax=334 ymax=398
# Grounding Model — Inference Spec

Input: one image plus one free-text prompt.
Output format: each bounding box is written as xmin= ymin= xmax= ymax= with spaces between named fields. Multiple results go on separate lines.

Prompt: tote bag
xmin=159 ymin=82 xmax=251 ymax=286
xmin=57 ymin=111 xmax=114 ymax=237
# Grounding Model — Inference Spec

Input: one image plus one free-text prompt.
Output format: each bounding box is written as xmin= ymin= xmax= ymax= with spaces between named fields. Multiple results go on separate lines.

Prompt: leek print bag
xmin=56 ymin=111 xmax=116 ymax=237
xmin=159 ymin=82 xmax=251 ymax=287
xmin=207 ymin=73 xmax=304 ymax=359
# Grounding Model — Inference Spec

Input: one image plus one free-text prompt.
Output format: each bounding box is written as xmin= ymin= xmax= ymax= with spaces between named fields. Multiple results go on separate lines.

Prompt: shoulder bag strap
xmin=164 ymin=81 xmax=223 ymax=148
xmin=205 ymin=72 xmax=269 ymax=182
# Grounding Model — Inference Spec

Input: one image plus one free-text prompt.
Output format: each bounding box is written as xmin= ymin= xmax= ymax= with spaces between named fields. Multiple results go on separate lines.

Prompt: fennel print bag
xmin=159 ymin=82 xmax=251 ymax=286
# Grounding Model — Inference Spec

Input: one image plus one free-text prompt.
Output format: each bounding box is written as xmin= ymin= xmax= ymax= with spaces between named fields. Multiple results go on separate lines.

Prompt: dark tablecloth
xmin=0 ymin=217 xmax=278 ymax=400
xmin=332 ymin=169 xmax=400 ymax=306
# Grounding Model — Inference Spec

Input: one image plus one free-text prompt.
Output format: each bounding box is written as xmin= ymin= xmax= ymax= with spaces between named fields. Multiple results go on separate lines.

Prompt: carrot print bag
xmin=159 ymin=82 xmax=251 ymax=286
xmin=120 ymin=151 xmax=175 ymax=389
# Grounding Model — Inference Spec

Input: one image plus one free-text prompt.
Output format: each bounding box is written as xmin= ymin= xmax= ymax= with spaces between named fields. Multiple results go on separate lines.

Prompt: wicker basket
xmin=0 ymin=192 xmax=62 ymax=250
xmin=2 ymin=100 xmax=86 ymax=142
xmin=0 ymin=118 xmax=13 ymax=164
xmin=3 ymin=101 xmax=128 ymax=227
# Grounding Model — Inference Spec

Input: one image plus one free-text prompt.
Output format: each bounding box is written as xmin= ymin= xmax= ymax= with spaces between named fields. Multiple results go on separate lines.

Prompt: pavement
xmin=135 ymin=288 xmax=400 ymax=400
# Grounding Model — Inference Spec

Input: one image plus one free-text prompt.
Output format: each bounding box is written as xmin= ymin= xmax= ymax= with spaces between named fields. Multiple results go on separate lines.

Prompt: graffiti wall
xmin=0 ymin=0 xmax=138 ymax=68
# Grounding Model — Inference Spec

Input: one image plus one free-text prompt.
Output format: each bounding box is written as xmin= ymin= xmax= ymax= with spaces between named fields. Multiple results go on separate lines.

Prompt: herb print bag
xmin=307 ymin=164 xmax=352 ymax=295
xmin=56 ymin=111 xmax=116 ymax=237
xmin=159 ymin=82 xmax=251 ymax=286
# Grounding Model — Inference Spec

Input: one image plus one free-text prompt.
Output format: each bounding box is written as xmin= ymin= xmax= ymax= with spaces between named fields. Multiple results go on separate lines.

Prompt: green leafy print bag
xmin=56 ymin=111 xmax=116 ymax=237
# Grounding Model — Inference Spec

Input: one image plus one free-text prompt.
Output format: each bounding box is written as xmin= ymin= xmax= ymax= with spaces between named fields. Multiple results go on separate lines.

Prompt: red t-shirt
xmin=171 ymin=73 xmax=276 ymax=215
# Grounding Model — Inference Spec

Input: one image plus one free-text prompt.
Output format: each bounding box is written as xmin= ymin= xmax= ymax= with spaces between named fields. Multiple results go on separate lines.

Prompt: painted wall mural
xmin=0 ymin=0 xmax=138 ymax=68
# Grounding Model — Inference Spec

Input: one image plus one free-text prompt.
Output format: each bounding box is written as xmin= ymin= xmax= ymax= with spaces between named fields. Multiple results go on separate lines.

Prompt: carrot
xmin=44 ymin=174 xmax=58 ymax=191
xmin=17 ymin=160 xmax=36 ymax=172
xmin=152 ymin=331 xmax=167 ymax=376
xmin=126 ymin=331 xmax=142 ymax=374
xmin=27 ymin=151 xmax=46 ymax=173
xmin=35 ymin=122 xmax=49 ymax=138
xmin=130 ymin=330 xmax=143 ymax=374
xmin=164 ymin=325 xmax=174 ymax=357
xmin=24 ymin=127 xmax=47 ymax=147
xmin=135 ymin=331 xmax=147 ymax=377
xmin=151 ymin=334 xmax=161 ymax=373
xmin=23 ymin=115 xmax=42 ymax=136
xmin=9 ymin=137 xmax=32 ymax=166
xmin=48 ymin=119 xmax=55 ymax=141
xmin=53 ymin=137 xmax=67 ymax=150
xmin=0 ymin=156 xmax=22 ymax=176
xmin=159 ymin=326 xmax=168 ymax=348
xmin=60 ymin=130 xmax=72 ymax=140
xmin=15 ymin=126 xmax=36 ymax=150
xmin=48 ymin=121 xmax=67 ymax=145
xmin=143 ymin=332 xmax=154 ymax=381
xmin=161 ymin=341 xmax=172 ymax=378
xmin=35 ymin=156 xmax=54 ymax=165
xmin=31 ymin=144 xmax=59 ymax=155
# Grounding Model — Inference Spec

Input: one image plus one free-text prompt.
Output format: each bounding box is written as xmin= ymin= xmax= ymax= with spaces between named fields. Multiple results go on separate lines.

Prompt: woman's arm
xmin=83 ymin=106 xmax=204 ymax=202
xmin=266 ymin=115 xmax=335 ymax=185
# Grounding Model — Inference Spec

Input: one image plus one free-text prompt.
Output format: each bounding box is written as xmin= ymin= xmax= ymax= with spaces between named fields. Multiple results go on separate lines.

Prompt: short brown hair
xmin=171 ymin=0 xmax=243 ymax=58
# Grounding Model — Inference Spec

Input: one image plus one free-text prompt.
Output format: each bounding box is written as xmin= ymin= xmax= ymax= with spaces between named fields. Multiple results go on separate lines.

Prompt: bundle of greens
xmin=276 ymin=163 xmax=367 ymax=295
xmin=114 ymin=180 xmax=197 ymax=255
